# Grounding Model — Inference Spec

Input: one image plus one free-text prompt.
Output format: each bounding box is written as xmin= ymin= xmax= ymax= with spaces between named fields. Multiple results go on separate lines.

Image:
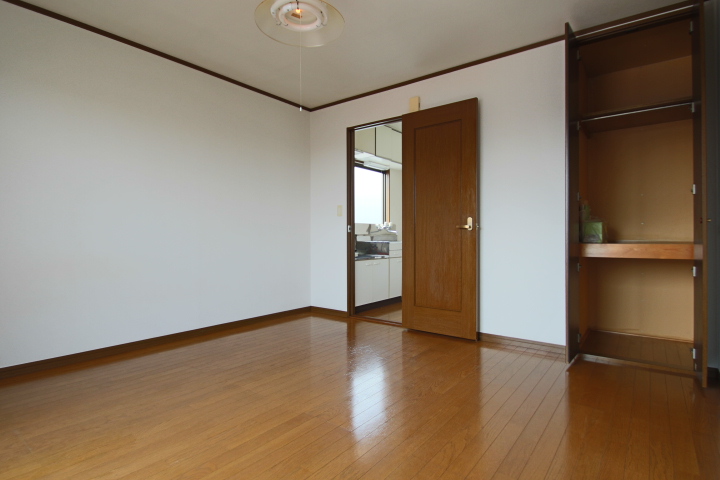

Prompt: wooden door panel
xmin=403 ymin=99 xmax=478 ymax=340
xmin=415 ymin=121 xmax=463 ymax=311
xmin=566 ymin=22 xmax=581 ymax=362
xmin=691 ymin=4 xmax=708 ymax=387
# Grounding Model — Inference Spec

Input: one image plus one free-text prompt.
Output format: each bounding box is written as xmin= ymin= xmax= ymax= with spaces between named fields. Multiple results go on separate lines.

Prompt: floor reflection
xmin=346 ymin=320 xmax=390 ymax=436
xmin=356 ymin=301 xmax=402 ymax=324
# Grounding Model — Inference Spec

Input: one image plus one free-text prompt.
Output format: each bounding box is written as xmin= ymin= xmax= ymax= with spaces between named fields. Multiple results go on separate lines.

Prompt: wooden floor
xmin=581 ymin=329 xmax=694 ymax=372
xmin=358 ymin=302 xmax=402 ymax=324
xmin=1 ymin=314 xmax=719 ymax=479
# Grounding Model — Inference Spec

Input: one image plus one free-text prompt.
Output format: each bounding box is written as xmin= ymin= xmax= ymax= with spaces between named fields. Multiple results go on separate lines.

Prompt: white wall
xmin=309 ymin=43 xmax=567 ymax=345
xmin=0 ymin=3 xmax=311 ymax=368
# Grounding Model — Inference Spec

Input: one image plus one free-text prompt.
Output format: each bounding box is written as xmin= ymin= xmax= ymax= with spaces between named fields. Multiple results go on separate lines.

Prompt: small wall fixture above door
xmin=255 ymin=0 xmax=345 ymax=47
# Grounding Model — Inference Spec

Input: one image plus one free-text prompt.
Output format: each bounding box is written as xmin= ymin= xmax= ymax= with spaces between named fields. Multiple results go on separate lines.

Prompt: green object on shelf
xmin=582 ymin=220 xmax=606 ymax=243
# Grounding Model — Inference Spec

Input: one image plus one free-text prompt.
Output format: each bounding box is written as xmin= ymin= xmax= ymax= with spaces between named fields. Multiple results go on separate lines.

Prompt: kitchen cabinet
xmin=389 ymin=257 xmax=402 ymax=298
xmin=355 ymin=128 xmax=375 ymax=154
xmin=355 ymin=258 xmax=389 ymax=306
xmin=376 ymin=126 xmax=401 ymax=163
xmin=371 ymin=258 xmax=390 ymax=303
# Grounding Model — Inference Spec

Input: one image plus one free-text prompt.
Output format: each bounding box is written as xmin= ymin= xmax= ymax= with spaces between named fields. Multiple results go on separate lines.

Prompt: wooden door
xmin=401 ymin=98 xmax=478 ymax=340
xmin=691 ymin=5 xmax=708 ymax=387
xmin=565 ymin=23 xmax=581 ymax=362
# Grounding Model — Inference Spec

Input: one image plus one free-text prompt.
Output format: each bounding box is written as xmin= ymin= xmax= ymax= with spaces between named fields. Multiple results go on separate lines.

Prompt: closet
xmin=565 ymin=5 xmax=709 ymax=385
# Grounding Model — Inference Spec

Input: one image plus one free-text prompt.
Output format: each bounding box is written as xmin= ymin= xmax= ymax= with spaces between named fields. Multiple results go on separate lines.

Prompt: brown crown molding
xmin=2 ymin=0 xmax=705 ymax=113
xmin=309 ymin=35 xmax=565 ymax=112
xmin=2 ymin=0 xmax=562 ymax=112
xmin=1 ymin=0 xmax=306 ymax=110
xmin=311 ymin=0 xmax=707 ymax=111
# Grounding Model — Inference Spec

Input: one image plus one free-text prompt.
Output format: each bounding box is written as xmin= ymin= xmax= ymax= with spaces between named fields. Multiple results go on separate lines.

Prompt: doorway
xmin=347 ymin=98 xmax=478 ymax=339
xmin=347 ymin=118 xmax=403 ymax=324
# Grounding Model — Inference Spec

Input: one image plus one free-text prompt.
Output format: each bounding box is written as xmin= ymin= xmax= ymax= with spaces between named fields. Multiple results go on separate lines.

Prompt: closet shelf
xmin=580 ymin=98 xmax=694 ymax=133
xmin=580 ymin=242 xmax=699 ymax=260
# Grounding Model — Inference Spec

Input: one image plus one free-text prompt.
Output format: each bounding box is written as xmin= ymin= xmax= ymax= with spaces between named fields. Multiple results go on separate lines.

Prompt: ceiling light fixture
xmin=255 ymin=0 xmax=344 ymax=111
xmin=254 ymin=0 xmax=344 ymax=47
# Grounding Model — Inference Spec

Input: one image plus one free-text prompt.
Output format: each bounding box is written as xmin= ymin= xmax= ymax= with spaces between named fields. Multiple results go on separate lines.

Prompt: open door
xmin=401 ymin=98 xmax=478 ymax=340
xmin=565 ymin=22 xmax=581 ymax=363
xmin=691 ymin=3 xmax=708 ymax=387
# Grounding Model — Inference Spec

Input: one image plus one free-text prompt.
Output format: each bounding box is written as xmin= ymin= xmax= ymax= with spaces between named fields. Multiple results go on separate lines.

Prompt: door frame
xmin=346 ymin=116 xmax=403 ymax=321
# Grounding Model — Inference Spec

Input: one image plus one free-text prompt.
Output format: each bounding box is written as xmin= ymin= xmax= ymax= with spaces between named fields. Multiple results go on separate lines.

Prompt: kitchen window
xmin=354 ymin=164 xmax=387 ymax=225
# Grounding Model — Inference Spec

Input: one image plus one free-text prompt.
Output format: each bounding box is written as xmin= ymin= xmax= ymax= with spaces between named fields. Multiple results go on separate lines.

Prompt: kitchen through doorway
xmin=348 ymin=119 xmax=403 ymax=324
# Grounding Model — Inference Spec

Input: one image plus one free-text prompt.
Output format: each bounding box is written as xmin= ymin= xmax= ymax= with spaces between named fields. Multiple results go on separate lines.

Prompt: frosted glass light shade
xmin=255 ymin=0 xmax=344 ymax=47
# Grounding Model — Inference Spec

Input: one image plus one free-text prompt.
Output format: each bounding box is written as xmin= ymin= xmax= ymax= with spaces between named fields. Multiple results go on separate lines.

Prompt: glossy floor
xmin=1 ymin=314 xmax=718 ymax=479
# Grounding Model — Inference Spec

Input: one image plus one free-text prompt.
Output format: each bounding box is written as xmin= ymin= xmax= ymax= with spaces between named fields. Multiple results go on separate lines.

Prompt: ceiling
xmin=18 ymin=0 xmax=681 ymax=109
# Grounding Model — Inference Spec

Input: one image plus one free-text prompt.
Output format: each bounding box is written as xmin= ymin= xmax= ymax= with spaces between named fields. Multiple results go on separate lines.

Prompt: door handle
xmin=456 ymin=217 xmax=473 ymax=231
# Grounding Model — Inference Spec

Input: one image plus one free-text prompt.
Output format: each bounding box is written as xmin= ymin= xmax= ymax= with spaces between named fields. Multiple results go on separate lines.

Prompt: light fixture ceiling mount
xmin=255 ymin=0 xmax=344 ymax=47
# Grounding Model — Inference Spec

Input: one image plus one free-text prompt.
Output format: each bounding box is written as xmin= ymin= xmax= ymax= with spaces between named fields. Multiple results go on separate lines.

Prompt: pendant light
xmin=255 ymin=0 xmax=344 ymax=110
xmin=254 ymin=0 xmax=344 ymax=47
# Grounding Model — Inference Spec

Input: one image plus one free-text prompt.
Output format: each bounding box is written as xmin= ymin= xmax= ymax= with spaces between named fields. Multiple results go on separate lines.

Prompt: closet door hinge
xmin=691 ymin=103 xmax=696 ymax=114
xmin=692 ymin=184 xmax=697 ymax=195
xmin=576 ymin=51 xmax=581 ymax=61
xmin=690 ymin=21 xmax=694 ymax=33
xmin=347 ymin=225 xmax=351 ymax=233
xmin=577 ymin=192 xmax=581 ymax=202
xmin=577 ymin=263 xmax=582 ymax=272
xmin=577 ymin=333 xmax=582 ymax=343
xmin=692 ymin=348 xmax=697 ymax=360
xmin=692 ymin=266 xmax=697 ymax=277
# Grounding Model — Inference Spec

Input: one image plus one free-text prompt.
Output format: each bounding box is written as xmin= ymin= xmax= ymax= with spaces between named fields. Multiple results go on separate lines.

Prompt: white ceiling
xmin=20 ymin=0 xmax=680 ymax=109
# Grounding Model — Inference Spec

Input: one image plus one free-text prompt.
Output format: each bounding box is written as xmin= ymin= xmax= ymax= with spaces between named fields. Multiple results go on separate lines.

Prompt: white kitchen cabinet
xmin=355 ymin=260 xmax=374 ymax=306
xmin=355 ymin=128 xmax=375 ymax=154
xmin=375 ymin=126 xmax=401 ymax=163
xmin=355 ymin=258 xmax=389 ymax=306
xmin=389 ymin=257 xmax=402 ymax=298
xmin=371 ymin=258 xmax=389 ymax=303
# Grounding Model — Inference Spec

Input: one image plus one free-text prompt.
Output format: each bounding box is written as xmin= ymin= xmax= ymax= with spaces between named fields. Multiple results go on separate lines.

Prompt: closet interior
xmin=567 ymin=9 xmax=708 ymax=383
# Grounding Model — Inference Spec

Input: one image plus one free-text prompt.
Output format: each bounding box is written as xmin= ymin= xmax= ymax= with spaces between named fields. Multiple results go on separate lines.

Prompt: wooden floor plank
xmin=595 ymin=365 xmax=637 ymax=480
xmin=623 ymin=369 xmax=652 ymax=480
xmin=538 ymin=361 xmax=605 ymax=480
xmin=0 ymin=315 xmax=718 ymax=480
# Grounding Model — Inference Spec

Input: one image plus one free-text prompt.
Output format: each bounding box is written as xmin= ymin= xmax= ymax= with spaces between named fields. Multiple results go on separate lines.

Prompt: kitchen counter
xmin=355 ymin=255 xmax=388 ymax=261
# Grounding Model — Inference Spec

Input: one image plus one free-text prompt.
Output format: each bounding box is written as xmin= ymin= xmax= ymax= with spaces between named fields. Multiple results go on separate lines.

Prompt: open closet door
xmin=691 ymin=3 xmax=708 ymax=387
xmin=566 ymin=22 xmax=582 ymax=362
xmin=401 ymin=98 xmax=478 ymax=340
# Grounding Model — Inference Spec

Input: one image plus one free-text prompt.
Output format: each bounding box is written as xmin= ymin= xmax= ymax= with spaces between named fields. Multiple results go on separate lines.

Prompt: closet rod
xmin=576 ymin=4 xmax=694 ymax=39
xmin=582 ymin=101 xmax=694 ymax=124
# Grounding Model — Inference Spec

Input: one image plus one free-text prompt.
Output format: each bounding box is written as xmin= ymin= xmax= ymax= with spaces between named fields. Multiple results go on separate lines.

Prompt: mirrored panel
xmin=353 ymin=122 xmax=402 ymax=323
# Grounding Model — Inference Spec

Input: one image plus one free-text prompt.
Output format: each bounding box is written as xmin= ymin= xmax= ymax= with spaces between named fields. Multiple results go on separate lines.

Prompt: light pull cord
xmin=299 ymin=41 xmax=303 ymax=111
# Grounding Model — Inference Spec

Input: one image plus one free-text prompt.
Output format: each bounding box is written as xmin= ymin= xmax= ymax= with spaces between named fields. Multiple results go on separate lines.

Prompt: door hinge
xmin=577 ymin=333 xmax=582 ymax=343
xmin=577 ymin=263 xmax=582 ymax=272
xmin=692 ymin=184 xmax=697 ymax=195
xmin=576 ymin=51 xmax=581 ymax=61
xmin=576 ymin=122 xmax=581 ymax=132
xmin=691 ymin=103 xmax=696 ymax=114
xmin=577 ymin=192 xmax=581 ymax=202
xmin=692 ymin=348 xmax=697 ymax=360
xmin=692 ymin=266 xmax=697 ymax=277
xmin=347 ymin=225 xmax=352 ymax=233
xmin=690 ymin=21 xmax=694 ymax=33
